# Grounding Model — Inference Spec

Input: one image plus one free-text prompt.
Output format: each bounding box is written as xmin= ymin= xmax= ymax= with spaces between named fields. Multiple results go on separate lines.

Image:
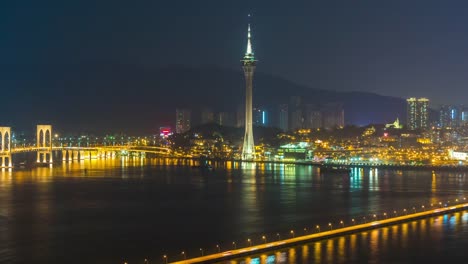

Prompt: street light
xmin=304 ymin=227 xmax=308 ymax=234
xmin=328 ymin=223 xmax=333 ymax=230
xmin=316 ymin=225 xmax=320 ymax=232
xmin=290 ymin=230 xmax=295 ymax=238
xmin=340 ymin=220 xmax=344 ymax=227
xmin=363 ymin=217 xmax=366 ymax=223
xmin=232 ymin=242 xmax=236 ymax=249
xmin=394 ymin=210 xmax=397 ymax=216
xmin=421 ymin=205 xmax=425 ymax=210
xmin=351 ymin=219 xmax=355 ymax=225
xmin=200 ymin=248 xmax=204 ymax=256
xmin=276 ymin=233 xmax=281 ymax=241
xmin=413 ymin=207 xmax=416 ymax=213
xmin=247 ymin=238 xmax=252 ymax=246
xmin=383 ymin=212 xmax=387 ymax=219
xmin=403 ymin=208 xmax=407 ymax=215
xmin=216 ymin=245 xmax=220 ymax=252
xmin=163 ymin=255 xmax=168 ymax=264
xmin=373 ymin=214 xmax=377 ymax=221
xmin=181 ymin=251 xmax=186 ymax=260
xmin=262 ymin=235 xmax=267 ymax=243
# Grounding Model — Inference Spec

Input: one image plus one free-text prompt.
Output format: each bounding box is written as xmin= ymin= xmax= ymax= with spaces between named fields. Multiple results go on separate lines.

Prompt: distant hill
xmin=0 ymin=64 xmax=406 ymax=134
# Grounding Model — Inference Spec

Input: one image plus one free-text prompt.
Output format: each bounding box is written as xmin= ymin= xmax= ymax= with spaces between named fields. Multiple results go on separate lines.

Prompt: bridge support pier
xmin=0 ymin=127 xmax=12 ymax=168
xmin=36 ymin=125 xmax=53 ymax=164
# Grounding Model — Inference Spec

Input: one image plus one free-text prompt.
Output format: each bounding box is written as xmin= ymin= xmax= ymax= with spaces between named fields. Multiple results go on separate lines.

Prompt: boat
xmin=320 ymin=165 xmax=351 ymax=173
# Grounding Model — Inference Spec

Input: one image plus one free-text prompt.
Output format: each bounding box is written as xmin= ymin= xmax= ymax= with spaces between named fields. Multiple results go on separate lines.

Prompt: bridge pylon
xmin=0 ymin=127 xmax=12 ymax=168
xmin=36 ymin=125 xmax=53 ymax=164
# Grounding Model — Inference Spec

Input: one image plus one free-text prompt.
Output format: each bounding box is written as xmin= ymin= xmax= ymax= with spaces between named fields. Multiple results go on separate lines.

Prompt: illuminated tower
xmin=241 ymin=23 xmax=257 ymax=160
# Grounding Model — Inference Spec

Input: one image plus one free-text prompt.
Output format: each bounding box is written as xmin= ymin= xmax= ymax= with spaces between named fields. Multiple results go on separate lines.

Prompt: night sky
xmin=2 ymin=1 xmax=468 ymax=132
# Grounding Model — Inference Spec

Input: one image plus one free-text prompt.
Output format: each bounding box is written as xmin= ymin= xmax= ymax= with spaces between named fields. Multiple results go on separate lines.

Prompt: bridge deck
xmin=170 ymin=202 xmax=468 ymax=264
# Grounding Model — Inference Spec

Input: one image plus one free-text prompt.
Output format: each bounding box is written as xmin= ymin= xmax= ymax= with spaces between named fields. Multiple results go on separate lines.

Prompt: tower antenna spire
xmin=244 ymin=14 xmax=255 ymax=60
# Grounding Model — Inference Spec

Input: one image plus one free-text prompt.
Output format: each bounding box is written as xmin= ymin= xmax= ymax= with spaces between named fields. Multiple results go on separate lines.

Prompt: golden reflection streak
xmin=288 ymin=248 xmax=296 ymax=264
xmin=313 ymin=242 xmax=321 ymax=264
xmin=301 ymin=245 xmax=309 ymax=263
xmin=401 ymin=223 xmax=408 ymax=249
xmin=337 ymin=236 xmax=346 ymax=263
xmin=326 ymin=239 xmax=334 ymax=263
xmin=349 ymin=234 xmax=357 ymax=261
xmin=391 ymin=225 xmax=399 ymax=248
xmin=369 ymin=230 xmax=379 ymax=260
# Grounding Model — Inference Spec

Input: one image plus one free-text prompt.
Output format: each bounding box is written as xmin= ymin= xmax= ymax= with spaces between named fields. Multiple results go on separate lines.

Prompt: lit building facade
xmin=175 ymin=108 xmax=191 ymax=134
xmin=406 ymin=98 xmax=429 ymax=130
xmin=241 ymin=23 xmax=257 ymax=160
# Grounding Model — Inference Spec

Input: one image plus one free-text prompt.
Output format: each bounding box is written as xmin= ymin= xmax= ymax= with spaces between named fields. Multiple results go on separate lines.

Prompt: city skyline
xmin=3 ymin=1 xmax=468 ymax=133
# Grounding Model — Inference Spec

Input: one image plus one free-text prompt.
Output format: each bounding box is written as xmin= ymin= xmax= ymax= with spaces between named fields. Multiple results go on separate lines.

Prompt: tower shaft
xmin=242 ymin=64 xmax=255 ymax=160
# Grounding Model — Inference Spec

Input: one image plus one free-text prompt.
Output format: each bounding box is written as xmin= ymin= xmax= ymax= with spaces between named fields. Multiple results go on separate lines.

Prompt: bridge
xmin=0 ymin=125 xmax=171 ymax=168
xmin=168 ymin=198 xmax=468 ymax=264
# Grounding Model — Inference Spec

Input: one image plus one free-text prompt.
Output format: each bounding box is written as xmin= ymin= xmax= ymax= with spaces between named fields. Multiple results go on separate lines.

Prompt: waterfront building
xmin=175 ymin=108 xmax=191 ymax=134
xmin=406 ymin=98 xmax=429 ymax=130
xmin=276 ymin=142 xmax=313 ymax=161
xmin=241 ymin=23 xmax=257 ymax=160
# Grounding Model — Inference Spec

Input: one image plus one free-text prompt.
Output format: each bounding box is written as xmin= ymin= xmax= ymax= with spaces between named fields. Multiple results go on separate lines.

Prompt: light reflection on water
xmin=1 ymin=157 xmax=468 ymax=263
xmin=220 ymin=211 xmax=468 ymax=264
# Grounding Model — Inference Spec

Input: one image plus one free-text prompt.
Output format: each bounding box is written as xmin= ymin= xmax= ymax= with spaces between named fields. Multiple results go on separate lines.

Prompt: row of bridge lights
xmin=139 ymin=197 xmax=468 ymax=264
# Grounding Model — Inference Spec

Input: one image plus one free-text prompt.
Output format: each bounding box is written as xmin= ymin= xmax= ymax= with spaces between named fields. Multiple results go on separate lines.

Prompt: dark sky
xmin=2 ymin=0 xmax=468 ymax=116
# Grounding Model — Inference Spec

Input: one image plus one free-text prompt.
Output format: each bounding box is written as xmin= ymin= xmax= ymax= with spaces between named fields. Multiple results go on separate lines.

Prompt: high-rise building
xmin=406 ymin=98 xmax=429 ymax=130
xmin=236 ymin=104 xmax=245 ymax=128
xmin=322 ymin=103 xmax=344 ymax=129
xmin=241 ymin=22 xmax=257 ymax=160
xmin=201 ymin=108 xmax=215 ymax=124
xmin=217 ymin=112 xmax=234 ymax=127
xmin=439 ymin=105 xmax=460 ymax=128
xmin=175 ymin=108 xmax=191 ymax=133
xmin=278 ymin=104 xmax=289 ymax=132
xmin=304 ymin=104 xmax=322 ymax=129
xmin=253 ymin=107 xmax=269 ymax=127
xmin=289 ymin=96 xmax=303 ymax=131
xmin=461 ymin=107 xmax=468 ymax=126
